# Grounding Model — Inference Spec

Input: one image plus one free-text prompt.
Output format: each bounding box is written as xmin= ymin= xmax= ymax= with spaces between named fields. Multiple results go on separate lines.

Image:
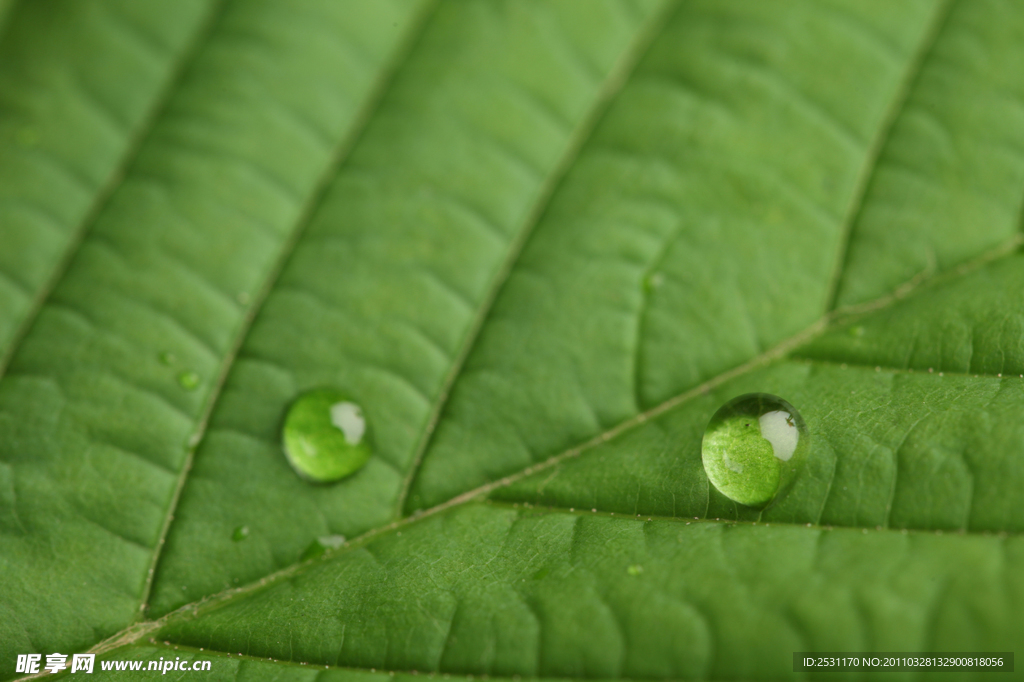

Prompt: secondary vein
xmin=392 ymin=0 xmax=683 ymax=518
xmin=136 ymin=0 xmax=442 ymax=617
xmin=824 ymin=0 xmax=957 ymax=312
xmin=0 ymin=0 xmax=229 ymax=383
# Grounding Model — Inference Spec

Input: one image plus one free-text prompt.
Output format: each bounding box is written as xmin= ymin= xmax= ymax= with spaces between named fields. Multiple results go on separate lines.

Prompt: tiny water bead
xmin=178 ymin=371 xmax=200 ymax=390
xmin=701 ymin=393 xmax=808 ymax=508
xmin=282 ymin=389 xmax=372 ymax=483
xmin=232 ymin=525 xmax=249 ymax=541
xmin=300 ymin=534 xmax=347 ymax=561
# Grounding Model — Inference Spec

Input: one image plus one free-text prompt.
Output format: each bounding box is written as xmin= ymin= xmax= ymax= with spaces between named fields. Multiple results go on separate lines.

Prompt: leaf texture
xmin=0 ymin=0 xmax=218 ymax=366
xmin=3 ymin=0 xmax=1024 ymax=679
xmin=0 ymin=0 xmax=431 ymax=666
xmin=158 ymin=504 xmax=1023 ymax=679
xmin=147 ymin=0 xmax=671 ymax=617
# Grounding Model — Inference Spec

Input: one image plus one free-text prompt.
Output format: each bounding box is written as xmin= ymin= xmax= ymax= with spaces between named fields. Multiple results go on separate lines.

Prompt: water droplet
xmin=701 ymin=393 xmax=809 ymax=508
xmin=645 ymin=272 xmax=665 ymax=290
xmin=319 ymin=534 xmax=346 ymax=549
xmin=159 ymin=351 xmax=176 ymax=366
xmin=299 ymin=533 xmax=347 ymax=561
xmin=282 ymin=389 xmax=372 ymax=482
xmin=627 ymin=564 xmax=643 ymax=576
xmin=849 ymin=325 xmax=865 ymax=337
xmin=178 ymin=371 xmax=200 ymax=390
xmin=232 ymin=526 xmax=249 ymax=541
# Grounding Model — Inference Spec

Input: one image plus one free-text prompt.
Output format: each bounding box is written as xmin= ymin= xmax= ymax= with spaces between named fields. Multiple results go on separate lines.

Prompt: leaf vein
xmin=824 ymin=0 xmax=958 ymax=312
xmin=393 ymin=0 xmax=684 ymax=518
xmin=0 ymin=0 xmax=230 ymax=383
xmin=137 ymin=0 xmax=443 ymax=617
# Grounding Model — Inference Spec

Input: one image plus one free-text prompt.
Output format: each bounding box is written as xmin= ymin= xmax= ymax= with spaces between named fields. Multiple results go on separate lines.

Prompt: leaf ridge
xmin=0 ymin=0 xmax=229 ymax=383
xmin=172 ymin=236 xmax=1007 ymax=612
xmin=0 ymin=0 xmax=228 ymax=382
xmin=16 ymin=4 xmax=1020 ymax=668
xmin=824 ymin=0 xmax=957 ymax=312
xmin=165 ymin=503 xmax=1021 ymax=644
xmin=138 ymin=0 xmax=442 ymax=617
xmin=393 ymin=0 xmax=682 ymax=518
xmin=101 ymin=226 xmax=1011 ymax=621
xmin=416 ymin=234 xmax=1024 ymax=526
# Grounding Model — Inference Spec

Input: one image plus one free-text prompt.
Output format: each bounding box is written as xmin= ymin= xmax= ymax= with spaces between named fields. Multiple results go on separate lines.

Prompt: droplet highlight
xmin=232 ymin=525 xmax=249 ymax=541
xmin=178 ymin=371 xmax=200 ymax=390
xmin=300 ymin=534 xmax=347 ymax=561
xmin=701 ymin=393 xmax=808 ymax=508
xmin=282 ymin=389 xmax=371 ymax=483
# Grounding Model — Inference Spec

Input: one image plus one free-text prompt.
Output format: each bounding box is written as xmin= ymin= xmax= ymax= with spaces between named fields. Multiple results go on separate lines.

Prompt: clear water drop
xmin=282 ymin=388 xmax=371 ymax=482
xmin=232 ymin=525 xmax=249 ymax=541
xmin=178 ymin=371 xmax=200 ymax=390
xmin=300 ymin=534 xmax=347 ymax=561
xmin=159 ymin=351 xmax=176 ymax=366
xmin=701 ymin=393 xmax=808 ymax=508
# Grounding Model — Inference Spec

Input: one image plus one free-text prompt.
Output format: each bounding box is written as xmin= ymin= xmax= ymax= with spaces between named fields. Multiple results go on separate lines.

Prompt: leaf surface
xmin=0 ymin=0 xmax=218 ymax=366
xmin=3 ymin=0 xmax=1024 ymax=680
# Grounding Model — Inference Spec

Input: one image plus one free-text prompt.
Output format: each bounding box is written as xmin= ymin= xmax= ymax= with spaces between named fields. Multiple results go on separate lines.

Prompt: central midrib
xmin=28 ymin=0 xmax=1003 ymax=668
xmin=64 ymin=225 xmax=1019 ymax=671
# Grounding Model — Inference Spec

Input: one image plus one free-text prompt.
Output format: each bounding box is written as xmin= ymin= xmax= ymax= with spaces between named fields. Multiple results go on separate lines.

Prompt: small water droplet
xmin=300 ymin=534 xmax=347 ymax=561
xmin=849 ymin=325 xmax=865 ymax=337
xmin=159 ymin=351 xmax=176 ymax=366
xmin=178 ymin=371 xmax=200 ymax=390
xmin=627 ymin=564 xmax=643 ymax=576
xmin=319 ymin=534 xmax=346 ymax=548
xmin=232 ymin=526 xmax=249 ymax=541
xmin=645 ymin=272 xmax=665 ymax=290
xmin=282 ymin=389 xmax=372 ymax=482
xmin=701 ymin=393 xmax=809 ymax=508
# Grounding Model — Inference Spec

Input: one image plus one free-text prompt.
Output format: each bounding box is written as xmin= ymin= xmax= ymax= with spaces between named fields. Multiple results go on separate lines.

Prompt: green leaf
xmin=3 ymin=0 xmax=1024 ymax=680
